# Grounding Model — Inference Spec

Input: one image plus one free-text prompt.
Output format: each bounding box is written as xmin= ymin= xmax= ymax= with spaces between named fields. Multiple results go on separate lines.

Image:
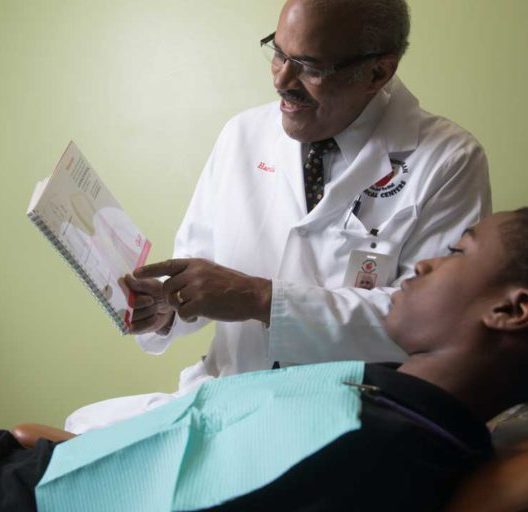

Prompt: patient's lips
xmin=400 ymin=277 xmax=417 ymax=292
xmin=391 ymin=278 xmax=413 ymax=303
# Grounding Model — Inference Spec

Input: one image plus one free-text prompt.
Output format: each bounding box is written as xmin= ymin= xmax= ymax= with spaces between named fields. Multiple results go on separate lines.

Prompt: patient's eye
xmin=447 ymin=245 xmax=464 ymax=255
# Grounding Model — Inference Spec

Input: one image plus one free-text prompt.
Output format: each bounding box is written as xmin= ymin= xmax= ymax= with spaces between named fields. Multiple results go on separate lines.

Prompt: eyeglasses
xmin=260 ymin=32 xmax=385 ymax=86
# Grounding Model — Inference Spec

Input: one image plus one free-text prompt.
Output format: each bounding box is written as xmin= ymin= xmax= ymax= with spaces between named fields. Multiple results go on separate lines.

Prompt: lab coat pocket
xmin=341 ymin=204 xmax=418 ymax=288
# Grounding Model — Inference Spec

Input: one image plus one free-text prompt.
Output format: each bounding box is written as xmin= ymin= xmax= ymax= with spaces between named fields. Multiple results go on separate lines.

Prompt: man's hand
xmin=122 ymin=274 xmax=175 ymax=335
xmin=134 ymin=258 xmax=272 ymax=325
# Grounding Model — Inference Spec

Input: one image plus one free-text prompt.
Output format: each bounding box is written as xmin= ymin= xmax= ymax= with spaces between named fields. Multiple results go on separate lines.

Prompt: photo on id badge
xmin=344 ymin=250 xmax=392 ymax=290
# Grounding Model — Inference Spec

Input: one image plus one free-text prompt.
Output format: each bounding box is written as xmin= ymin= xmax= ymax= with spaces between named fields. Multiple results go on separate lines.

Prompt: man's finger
xmin=177 ymin=302 xmax=200 ymax=323
xmin=181 ymin=315 xmax=198 ymax=323
xmin=131 ymin=304 xmax=159 ymax=321
xmin=134 ymin=259 xmax=190 ymax=279
xmin=162 ymin=275 xmax=187 ymax=296
xmin=129 ymin=293 xmax=155 ymax=309
xmin=128 ymin=315 xmax=163 ymax=335
xmin=117 ymin=277 xmax=130 ymax=296
xmin=127 ymin=291 xmax=154 ymax=308
xmin=124 ymin=274 xmax=159 ymax=294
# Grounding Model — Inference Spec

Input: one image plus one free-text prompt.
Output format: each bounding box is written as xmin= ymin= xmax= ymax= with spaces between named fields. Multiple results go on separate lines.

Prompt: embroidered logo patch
xmin=365 ymin=159 xmax=409 ymax=199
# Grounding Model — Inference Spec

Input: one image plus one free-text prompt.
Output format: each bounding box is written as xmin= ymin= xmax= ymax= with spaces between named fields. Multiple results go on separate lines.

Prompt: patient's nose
xmin=414 ymin=259 xmax=434 ymax=276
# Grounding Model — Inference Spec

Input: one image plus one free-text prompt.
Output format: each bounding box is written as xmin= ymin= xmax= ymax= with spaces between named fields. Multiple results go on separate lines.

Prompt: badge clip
xmin=343 ymin=381 xmax=381 ymax=396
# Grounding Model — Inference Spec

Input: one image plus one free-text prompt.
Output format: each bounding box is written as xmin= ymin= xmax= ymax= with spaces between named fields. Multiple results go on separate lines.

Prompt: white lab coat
xmin=138 ymin=77 xmax=492 ymax=377
xmin=66 ymin=77 xmax=492 ymax=433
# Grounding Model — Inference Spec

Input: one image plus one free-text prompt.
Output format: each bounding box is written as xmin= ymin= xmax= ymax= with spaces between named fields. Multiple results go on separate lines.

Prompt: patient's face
xmin=385 ymin=212 xmax=514 ymax=354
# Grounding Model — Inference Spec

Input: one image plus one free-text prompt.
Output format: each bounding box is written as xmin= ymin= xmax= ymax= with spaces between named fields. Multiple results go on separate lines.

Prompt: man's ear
xmin=366 ymin=55 xmax=398 ymax=94
xmin=483 ymin=289 xmax=528 ymax=331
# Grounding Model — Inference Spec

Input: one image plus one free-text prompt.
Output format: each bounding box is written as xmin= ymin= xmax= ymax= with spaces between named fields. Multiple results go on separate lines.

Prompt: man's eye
xmin=447 ymin=245 xmax=464 ymax=255
xmin=272 ymin=49 xmax=285 ymax=61
xmin=301 ymin=65 xmax=324 ymax=78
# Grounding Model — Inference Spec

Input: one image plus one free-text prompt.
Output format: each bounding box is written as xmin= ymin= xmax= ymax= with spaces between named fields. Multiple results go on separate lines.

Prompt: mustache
xmin=277 ymin=89 xmax=317 ymax=107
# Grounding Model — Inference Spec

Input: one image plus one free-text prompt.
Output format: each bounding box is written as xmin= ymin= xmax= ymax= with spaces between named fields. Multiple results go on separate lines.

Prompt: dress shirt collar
xmin=333 ymin=78 xmax=393 ymax=167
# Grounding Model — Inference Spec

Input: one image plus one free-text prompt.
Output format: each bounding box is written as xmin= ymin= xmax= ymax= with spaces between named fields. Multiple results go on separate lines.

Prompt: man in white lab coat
xmin=66 ymin=0 xmax=491 ymax=433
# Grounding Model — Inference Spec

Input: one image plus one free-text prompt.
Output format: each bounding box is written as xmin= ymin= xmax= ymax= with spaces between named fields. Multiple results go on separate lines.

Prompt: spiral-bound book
xmin=27 ymin=141 xmax=152 ymax=334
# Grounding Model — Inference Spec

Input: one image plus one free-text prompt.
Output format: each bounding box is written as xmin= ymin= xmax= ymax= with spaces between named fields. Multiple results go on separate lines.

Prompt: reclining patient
xmin=2 ymin=209 xmax=528 ymax=512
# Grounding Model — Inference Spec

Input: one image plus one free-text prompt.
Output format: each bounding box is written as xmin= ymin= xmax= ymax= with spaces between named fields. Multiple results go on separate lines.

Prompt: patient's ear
xmin=483 ymin=289 xmax=528 ymax=331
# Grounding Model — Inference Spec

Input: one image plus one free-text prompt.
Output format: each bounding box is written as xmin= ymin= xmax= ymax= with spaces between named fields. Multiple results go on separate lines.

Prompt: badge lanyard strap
xmin=344 ymin=382 xmax=475 ymax=455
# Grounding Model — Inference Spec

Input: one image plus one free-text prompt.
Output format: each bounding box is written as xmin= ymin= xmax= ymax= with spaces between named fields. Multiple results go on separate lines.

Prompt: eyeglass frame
xmin=260 ymin=32 xmax=387 ymax=83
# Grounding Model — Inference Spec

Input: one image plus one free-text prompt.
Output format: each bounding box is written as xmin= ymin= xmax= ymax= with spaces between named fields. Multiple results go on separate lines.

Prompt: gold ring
xmin=176 ymin=290 xmax=184 ymax=305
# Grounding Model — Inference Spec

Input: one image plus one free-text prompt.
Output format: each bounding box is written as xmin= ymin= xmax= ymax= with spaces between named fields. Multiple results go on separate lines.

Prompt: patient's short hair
xmin=500 ymin=207 xmax=528 ymax=285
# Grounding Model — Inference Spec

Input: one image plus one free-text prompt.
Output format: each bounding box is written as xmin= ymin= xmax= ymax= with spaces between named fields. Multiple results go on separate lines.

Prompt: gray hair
xmin=311 ymin=0 xmax=410 ymax=58
xmin=352 ymin=0 xmax=410 ymax=59
xmin=308 ymin=0 xmax=410 ymax=82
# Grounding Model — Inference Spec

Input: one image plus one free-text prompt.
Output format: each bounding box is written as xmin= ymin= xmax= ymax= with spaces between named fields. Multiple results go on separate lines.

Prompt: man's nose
xmin=273 ymin=59 xmax=302 ymax=90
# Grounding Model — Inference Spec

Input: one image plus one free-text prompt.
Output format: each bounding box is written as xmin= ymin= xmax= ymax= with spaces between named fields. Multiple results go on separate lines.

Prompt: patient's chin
xmin=382 ymin=318 xmax=409 ymax=355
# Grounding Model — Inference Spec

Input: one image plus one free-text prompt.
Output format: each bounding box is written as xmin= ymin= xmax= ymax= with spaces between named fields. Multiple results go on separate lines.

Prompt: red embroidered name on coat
xmin=257 ymin=162 xmax=276 ymax=173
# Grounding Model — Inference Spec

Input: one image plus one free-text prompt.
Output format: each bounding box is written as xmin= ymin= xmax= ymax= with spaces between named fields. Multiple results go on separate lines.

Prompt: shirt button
xmin=370 ymin=242 xmax=377 ymax=249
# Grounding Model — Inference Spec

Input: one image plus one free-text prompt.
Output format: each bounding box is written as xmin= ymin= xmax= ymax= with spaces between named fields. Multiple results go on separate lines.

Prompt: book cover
xmin=27 ymin=141 xmax=151 ymax=334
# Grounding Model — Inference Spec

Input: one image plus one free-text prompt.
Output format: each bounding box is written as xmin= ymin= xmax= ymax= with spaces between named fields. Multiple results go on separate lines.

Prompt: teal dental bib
xmin=36 ymin=361 xmax=364 ymax=511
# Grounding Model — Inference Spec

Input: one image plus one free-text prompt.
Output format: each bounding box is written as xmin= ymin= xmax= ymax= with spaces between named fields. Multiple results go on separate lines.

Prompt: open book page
xmin=27 ymin=141 xmax=151 ymax=333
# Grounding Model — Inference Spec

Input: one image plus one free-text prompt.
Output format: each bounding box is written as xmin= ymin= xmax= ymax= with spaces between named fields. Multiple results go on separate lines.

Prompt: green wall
xmin=1 ymin=0 xmax=527 ymax=429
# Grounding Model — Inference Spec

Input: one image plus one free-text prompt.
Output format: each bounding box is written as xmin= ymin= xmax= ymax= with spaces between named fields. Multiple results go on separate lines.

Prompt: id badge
xmin=343 ymin=250 xmax=392 ymax=290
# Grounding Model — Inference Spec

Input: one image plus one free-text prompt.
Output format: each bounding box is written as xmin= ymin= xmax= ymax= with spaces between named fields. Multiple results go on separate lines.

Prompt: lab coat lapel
xmin=295 ymin=77 xmax=421 ymax=229
xmin=291 ymin=135 xmax=392 ymax=232
xmin=382 ymin=76 xmax=420 ymax=154
xmin=274 ymin=131 xmax=306 ymax=218
xmin=326 ymin=137 xmax=392 ymax=215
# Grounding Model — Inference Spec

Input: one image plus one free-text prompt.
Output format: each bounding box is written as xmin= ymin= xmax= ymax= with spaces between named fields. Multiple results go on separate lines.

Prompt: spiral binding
xmin=27 ymin=211 xmax=128 ymax=334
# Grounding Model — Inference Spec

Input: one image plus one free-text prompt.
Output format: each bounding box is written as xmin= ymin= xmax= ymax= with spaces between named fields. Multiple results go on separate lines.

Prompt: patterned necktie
xmin=303 ymin=138 xmax=337 ymax=212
